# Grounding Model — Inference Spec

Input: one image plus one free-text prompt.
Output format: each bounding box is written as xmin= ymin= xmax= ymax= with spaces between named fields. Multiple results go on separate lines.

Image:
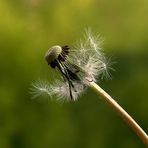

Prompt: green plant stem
xmin=87 ymin=80 xmax=148 ymax=146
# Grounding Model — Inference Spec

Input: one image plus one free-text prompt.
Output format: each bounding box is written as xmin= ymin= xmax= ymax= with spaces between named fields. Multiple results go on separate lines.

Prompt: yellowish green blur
xmin=0 ymin=0 xmax=148 ymax=147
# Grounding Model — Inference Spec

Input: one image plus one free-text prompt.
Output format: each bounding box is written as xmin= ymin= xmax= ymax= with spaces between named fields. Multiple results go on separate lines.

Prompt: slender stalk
xmin=86 ymin=80 xmax=148 ymax=146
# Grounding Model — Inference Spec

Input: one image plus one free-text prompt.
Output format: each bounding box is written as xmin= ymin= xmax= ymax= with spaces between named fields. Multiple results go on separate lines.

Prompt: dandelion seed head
xmin=31 ymin=30 xmax=113 ymax=101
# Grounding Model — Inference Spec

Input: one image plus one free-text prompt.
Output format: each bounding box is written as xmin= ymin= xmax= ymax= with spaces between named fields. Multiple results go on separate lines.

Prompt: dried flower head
xmin=31 ymin=30 xmax=112 ymax=101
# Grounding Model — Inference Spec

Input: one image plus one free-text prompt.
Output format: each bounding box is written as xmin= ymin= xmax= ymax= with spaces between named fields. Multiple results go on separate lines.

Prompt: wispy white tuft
xmin=68 ymin=29 xmax=109 ymax=82
xmin=50 ymin=81 xmax=85 ymax=101
xmin=30 ymin=80 xmax=51 ymax=98
xmin=31 ymin=30 xmax=112 ymax=101
xmin=85 ymin=28 xmax=103 ymax=53
xmin=30 ymin=80 xmax=85 ymax=101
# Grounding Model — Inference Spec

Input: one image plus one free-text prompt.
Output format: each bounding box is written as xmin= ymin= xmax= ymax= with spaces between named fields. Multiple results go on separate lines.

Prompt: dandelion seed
xmin=30 ymin=80 xmax=51 ymax=98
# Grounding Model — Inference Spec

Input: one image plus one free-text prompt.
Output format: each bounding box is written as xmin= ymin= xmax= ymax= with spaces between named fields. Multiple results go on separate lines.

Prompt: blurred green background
xmin=0 ymin=0 xmax=148 ymax=147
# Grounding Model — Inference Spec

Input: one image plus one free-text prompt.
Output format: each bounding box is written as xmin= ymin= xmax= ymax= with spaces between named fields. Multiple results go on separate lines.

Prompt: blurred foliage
xmin=0 ymin=0 xmax=148 ymax=147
